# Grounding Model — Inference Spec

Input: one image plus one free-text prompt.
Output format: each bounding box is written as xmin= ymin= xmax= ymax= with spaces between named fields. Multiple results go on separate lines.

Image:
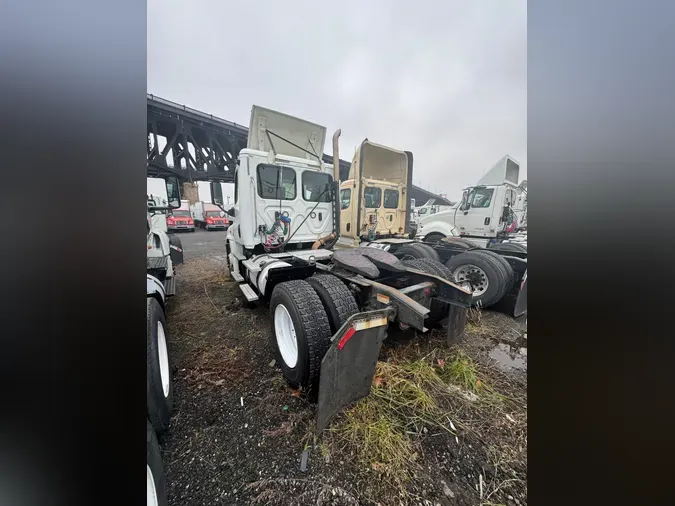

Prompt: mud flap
xmin=514 ymin=270 xmax=527 ymax=317
xmin=315 ymin=309 xmax=391 ymax=433
xmin=169 ymin=235 xmax=184 ymax=265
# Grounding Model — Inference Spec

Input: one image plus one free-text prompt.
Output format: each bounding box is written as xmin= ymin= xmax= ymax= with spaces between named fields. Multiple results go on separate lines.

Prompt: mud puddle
xmin=489 ymin=342 xmax=527 ymax=371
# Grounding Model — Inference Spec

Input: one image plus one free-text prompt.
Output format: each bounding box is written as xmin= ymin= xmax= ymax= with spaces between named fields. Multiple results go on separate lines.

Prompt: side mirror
xmin=210 ymin=182 xmax=224 ymax=206
xmin=164 ymin=176 xmax=181 ymax=209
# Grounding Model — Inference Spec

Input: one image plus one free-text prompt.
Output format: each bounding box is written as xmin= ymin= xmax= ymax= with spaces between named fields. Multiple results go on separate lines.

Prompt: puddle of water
xmin=489 ymin=343 xmax=527 ymax=372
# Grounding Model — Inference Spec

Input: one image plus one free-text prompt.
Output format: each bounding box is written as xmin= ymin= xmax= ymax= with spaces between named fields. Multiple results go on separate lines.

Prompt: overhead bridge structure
xmin=147 ymin=94 xmax=351 ymax=183
xmin=147 ymin=94 xmax=450 ymax=206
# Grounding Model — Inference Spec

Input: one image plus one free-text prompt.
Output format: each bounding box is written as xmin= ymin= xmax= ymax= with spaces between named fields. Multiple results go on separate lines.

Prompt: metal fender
xmin=147 ymin=274 xmax=166 ymax=304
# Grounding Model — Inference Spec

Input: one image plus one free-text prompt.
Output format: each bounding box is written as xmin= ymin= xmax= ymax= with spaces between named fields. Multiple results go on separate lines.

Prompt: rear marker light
xmin=337 ymin=317 xmax=388 ymax=351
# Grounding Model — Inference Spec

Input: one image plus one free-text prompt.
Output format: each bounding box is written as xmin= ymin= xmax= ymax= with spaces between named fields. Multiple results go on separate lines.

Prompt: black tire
xmin=402 ymin=258 xmax=453 ymax=323
xmin=394 ymin=242 xmax=441 ymax=262
xmin=472 ymin=250 xmax=515 ymax=290
xmin=307 ymin=275 xmax=359 ymax=334
xmin=488 ymin=242 xmax=527 ymax=253
xmin=423 ymin=233 xmax=446 ymax=244
xmin=445 ymin=251 xmax=508 ymax=308
xmin=147 ymin=420 xmax=169 ymax=506
xmin=147 ymin=298 xmax=173 ymax=434
xmin=269 ymin=280 xmax=332 ymax=391
xmin=440 ymin=237 xmax=475 ymax=249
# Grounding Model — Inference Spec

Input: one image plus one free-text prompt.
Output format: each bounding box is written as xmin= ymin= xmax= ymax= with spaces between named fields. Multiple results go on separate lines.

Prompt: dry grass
xmin=168 ymin=258 xmax=254 ymax=381
xmin=322 ymin=341 xmax=527 ymax=504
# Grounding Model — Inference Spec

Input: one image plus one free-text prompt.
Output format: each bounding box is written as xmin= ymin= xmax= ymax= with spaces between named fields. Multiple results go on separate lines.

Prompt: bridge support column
xmin=181 ymin=182 xmax=199 ymax=206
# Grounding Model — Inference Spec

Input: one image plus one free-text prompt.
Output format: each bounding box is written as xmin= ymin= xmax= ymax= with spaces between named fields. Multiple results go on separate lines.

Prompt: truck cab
xmin=219 ymin=105 xmax=337 ymax=276
xmin=416 ymin=155 xmax=524 ymax=244
xmin=166 ymin=199 xmax=195 ymax=233
xmin=338 ymin=140 xmax=412 ymax=245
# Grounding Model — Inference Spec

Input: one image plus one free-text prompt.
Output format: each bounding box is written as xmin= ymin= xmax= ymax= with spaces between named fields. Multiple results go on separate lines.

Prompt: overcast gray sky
xmin=148 ymin=0 xmax=526 ymax=201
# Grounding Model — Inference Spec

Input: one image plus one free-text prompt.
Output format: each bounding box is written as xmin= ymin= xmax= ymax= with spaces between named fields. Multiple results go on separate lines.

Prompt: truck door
xmin=339 ymin=182 xmax=357 ymax=239
xmin=362 ymin=186 xmax=382 ymax=239
xmin=382 ymin=187 xmax=404 ymax=235
xmin=454 ymin=186 xmax=500 ymax=238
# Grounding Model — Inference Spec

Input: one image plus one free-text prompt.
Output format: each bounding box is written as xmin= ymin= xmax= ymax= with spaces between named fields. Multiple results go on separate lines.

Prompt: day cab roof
xmin=247 ymin=105 xmax=327 ymax=162
xmin=347 ymin=139 xmax=409 ymax=186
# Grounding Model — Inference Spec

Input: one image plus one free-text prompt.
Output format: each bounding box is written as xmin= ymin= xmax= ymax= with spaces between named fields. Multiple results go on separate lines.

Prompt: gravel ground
xmin=160 ymin=230 xmax=527 ymax=506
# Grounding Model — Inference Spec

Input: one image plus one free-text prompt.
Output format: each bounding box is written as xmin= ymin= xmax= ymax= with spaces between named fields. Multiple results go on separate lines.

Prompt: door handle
xmin=484 ymin=217 xmax=490 ymax=225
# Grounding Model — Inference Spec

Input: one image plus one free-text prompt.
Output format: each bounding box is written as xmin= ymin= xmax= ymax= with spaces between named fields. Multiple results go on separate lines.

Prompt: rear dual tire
xmin=445 ymin=251 xmax=513 ymax=308
xmin=269 ymin=280 xmax=332 ymax=391
xmin=394 ymin=242 xmax=441 ymax=262
xmin=270 ymin=276 xmax=358 ymax=392
xmin=488 ymin=241 xmax=527 ymax=253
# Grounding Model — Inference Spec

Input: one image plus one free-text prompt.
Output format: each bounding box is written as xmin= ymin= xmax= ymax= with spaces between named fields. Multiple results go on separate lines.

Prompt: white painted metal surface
xmin=476 ymin=155 xmax=520 ymax=186
xmin=248 ymin=105 xmax=327 ymax=161
xmin=258 ymin=260 xmax=292 ymax=295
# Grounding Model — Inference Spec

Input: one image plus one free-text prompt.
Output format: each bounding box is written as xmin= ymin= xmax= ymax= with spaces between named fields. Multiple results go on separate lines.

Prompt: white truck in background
xmin=411 ymin=198 xmax=456 ymax=225
xmin=146 ymin=176 xmax=182 ymax=506
xmin=190 ymin=201 xmax=230 ymax=231
xmin=415 ymin=155 xmax=527 ymax=251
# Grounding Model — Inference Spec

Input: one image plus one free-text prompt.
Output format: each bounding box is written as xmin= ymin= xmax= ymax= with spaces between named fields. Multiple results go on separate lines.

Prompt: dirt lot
xmin=161 ymin=230 xmax=527 ymax=506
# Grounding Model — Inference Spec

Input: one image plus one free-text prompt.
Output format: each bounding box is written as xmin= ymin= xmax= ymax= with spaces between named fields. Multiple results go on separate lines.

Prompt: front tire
xmin=147 ymin=420 xmax=168 ymax=506
xmin=269 ymin=280 xmax=332 ymax=391
xmin=147 ymin=298 xmax=173 ymax=434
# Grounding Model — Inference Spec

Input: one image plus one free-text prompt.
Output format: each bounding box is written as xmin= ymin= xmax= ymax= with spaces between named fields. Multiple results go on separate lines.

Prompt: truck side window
xmin=302 ymin=171 xmax=333 ymax=202
xmin=340 ymin=189 xmax=351 ymax=209
xmin=257 ymin=164 xmax=296 ymax=200
xmin=383 ymin=189 xmax=399 ymax=209
xmin=364 ymin=187 xmax=382 ymax=208
xmin=470 ymin=188 xmax=495 ymax=208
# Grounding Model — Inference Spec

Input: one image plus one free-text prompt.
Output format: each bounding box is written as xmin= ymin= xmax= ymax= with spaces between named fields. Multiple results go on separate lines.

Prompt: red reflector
xmin=337 ymin=327 xmax=356 ymax=351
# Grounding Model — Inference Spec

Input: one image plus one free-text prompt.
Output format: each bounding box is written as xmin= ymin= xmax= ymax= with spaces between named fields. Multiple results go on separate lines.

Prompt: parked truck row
xmin=204 ymin=105 xmax=527 ymax=429
xmin=190 ymin=201 xmax=230 ymax=231
xmin=147 ymin=177 xmax=183 ymax=506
